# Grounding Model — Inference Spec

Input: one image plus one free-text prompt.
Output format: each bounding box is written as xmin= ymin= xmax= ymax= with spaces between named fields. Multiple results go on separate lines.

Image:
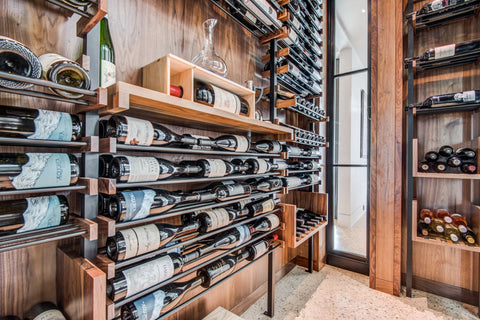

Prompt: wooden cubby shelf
xmin=413 ymin=138 xmax=480 ymax=180
xmin=100 ymin=81 xmax=292 ymax=141
xmin=412 ymin=200 xmax=480 ymax=253
xmin=99 ymin=137 xmax=281 ymax=157
xmin=98 ymin=172 xmax=280 ymax=195
xmin=278 ymin=191 xmax=327 ymax=248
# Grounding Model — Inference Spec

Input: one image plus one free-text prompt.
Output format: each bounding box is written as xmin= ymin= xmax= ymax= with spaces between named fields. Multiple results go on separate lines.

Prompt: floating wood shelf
xmin=97 ymin=209 xmax=281 ymax=278
xmin=412 ymin=200 xmax=480 ymax=253
xmin=99 ymin=137 xmax=281 ymax=157
xmin=0 ymin=136 xmax=99 ymax=152
xmin=98 ymin=172 xmax=280 ymax=195
xmin=409 ymin=101 xmax=480 ymax=115
xmin=405 ymin=48 xmax=480 ymax=73
xmin=409 ymin=1 xmax=480 ymax=30
xmin=413 ymin=138 xmax=480 ymax=180
xmin=278 ymin=191 xmax=328 ymax=248
xmin=100 ymin=81 xmax=293 ymax=141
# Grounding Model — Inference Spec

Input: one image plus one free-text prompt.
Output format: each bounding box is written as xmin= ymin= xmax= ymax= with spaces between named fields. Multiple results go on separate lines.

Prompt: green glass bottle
xmin=99 ymin=15 xmax=116 ymax=88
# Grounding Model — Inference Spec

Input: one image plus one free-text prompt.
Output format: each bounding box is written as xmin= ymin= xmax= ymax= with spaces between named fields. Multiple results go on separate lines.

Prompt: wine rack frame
xmin=405 ymin=0 xmax=480 ymax=315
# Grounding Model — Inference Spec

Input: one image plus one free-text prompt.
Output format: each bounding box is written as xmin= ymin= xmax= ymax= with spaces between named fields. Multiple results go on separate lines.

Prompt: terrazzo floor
xmin=241 ymin=265 xmax=478 ymax=320
xmin=333 ymin=213 xmax=367 ymax=257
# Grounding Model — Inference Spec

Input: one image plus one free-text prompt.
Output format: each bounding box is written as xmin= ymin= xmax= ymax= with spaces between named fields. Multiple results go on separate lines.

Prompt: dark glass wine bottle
xmin=248 ymin=213 xmax=280 ymax=233
xmin=0 ymin=36 xmax=42 ymax=89
xmin=24 ymin=302 xmax=66 ymax=320
xmin=461 ymin=161 xmax=477 ymax=174
xmin=282 ymin=144 xmax=309 ymax=157
xmin=179 ymin=158 xmax=232 ymax=178
xmin=197 ymin=134 xmax=250 ymax=152
xmin=0 ymin=153 xmax=79 ymax=190
xmin=195 ymin=206 xmax=249 ymax=234
xmin=424 ymin=151 xmax=439 ymax=162
xmin=109 ymin=156 xmax=202 ymax=182
xmin=195 ymin=82 xmax=250 ymax=116
xmin=237 ymin=0 xmax=281 ymax=28
xmin=99 ymin=154 xmax=114 ymax=178
xmin=38 ymin=53 xmax=91 ymax=99
xmin=106 ymin=189 xmax=202 ymax=222
xmin=462 ymin=227 xmax=477 ymax=245
xmin=107 ymin=252 xmax=184 ymax=301
xmin=415 ymin=90 xmax=480 ymax=107
xmin=103 ymin=115 xmax=199 ymax=147
xmin=99 ymin=15 xmax=116 ymax=88
xmin=106 ymin=220 xmax=201 ymax=261
xmin=433 ymin=160 xmax=447 ymax=173
xmin=446 ymin=155 xmax=462 ymax=168
xmin=0 ymin=106 xmax=81 ymax=141
xmin=438 ymin=145 xmax=454 ymax=157
xmin=246 ymin=198 xmax=280 ymax=216
xmin=252 ymin=140 xmax=282 ymax=153
xmin=419 ymin=40 xmax=480 ymax=61
xmin=248 ymin=177 xmax=284 ymax=192
xmin=244 ymin=158 xmax=274 ymax=174
xmin=0 ymin=195 xmax=69 ymax=235
xmin=417 ymin=219 xmax=429 ymax=236
xmin=456 ymin=147 xmax=476 ymax=160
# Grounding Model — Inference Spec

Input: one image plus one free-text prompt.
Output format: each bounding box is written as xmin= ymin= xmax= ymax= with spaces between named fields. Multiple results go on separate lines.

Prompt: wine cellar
xmin=0 ymin=0 xmax=479 ymax=319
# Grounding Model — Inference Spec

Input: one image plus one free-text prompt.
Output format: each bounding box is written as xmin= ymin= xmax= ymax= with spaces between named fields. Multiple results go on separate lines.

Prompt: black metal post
xmin=269 ymin=38 xmax=278 ymax=123
xmin=406 ymin=0 xmax=414 ymax=298
xmin=308 ymin=235 xmax=314 ymax=273
xmin=264 ymin=251 xmax=275 ymax=317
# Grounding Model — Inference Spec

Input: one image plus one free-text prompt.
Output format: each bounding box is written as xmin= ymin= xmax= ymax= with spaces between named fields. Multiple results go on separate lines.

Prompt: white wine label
xmin=226 ymin=184 xmax=247 ymax=197
xmin=236 ymin=225 xmax=251 ymax=246
xmin=265 ymin=214 xmax=280 ymax=230
xmin=431 ymin=0 xmax=445 ymax=10
xmin=122 ymin=189 xmax=157 ymax=221
xmin=18 ymin=196 xmax=61 ymax=233
xmin=133 ymin=224 xmax=162 ymax=257
xmin=233 ymin=135 xmax=249 ymax=152
xmin=38 ymin=53 xmax=68 ymax=76
xmin=243 ymin=0 xmax=277 ymax=27
xmin=123 ymin=255 xmax=175 ymax=298
xmin=310 ymin=174 xmax=321 ymax=184
xmin=256 ymin=159 xmax=269 ymax=174
xmin=132 ymin=289 xmax=166 ymax=320
xmin=190 ymin=135 xmax=213 ymax=150
xmin=32 ymin=309 xmax=66 ymax=320
xmin=462 ymin=90 xmax=476 ymax=102
xmin=207 ymin=208 xmax=230 ymax=229
xmin=124 ymin=156 xmax=160 ymax=182
xmin=450 ymin=234 xmax=459 ymax=242
xmin=289 ymin=64 xmax=303 ymax=79
xmin=12 ymin=153 xmax=71 ymax=189
xmin=125 ymin=116 xmax=154 ymax=146
xmin=434 ymin=44 xmax=456 ymax=60
xmin=252 ymin=241 xmax=268 ymax=258
xmin=28 ymin=110 xmax=73 ymax=141
xmin=286 ymin=177 xmax=302 ymax=187
xmin=119 ymin=228 xmax=140 ymax=260
xmin=101 ymin=59 xmax=116 ymax=88
xmin=275 ymin=161 xmax=288 ymax=170
xmin=236 ymin=199 xmax=251 ymax=209
xmin=261 ymin=199 xmax=275 ymax=214
xmin=205 ymin=159 xmax=227 ymax=177
xmin=211 ymin=84 xmax=240 ymax=114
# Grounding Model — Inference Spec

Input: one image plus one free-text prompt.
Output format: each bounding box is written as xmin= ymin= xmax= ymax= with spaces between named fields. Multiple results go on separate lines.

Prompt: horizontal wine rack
xmin=405 ymin=48 xmax=480 ymax=72
xmin=0 ymin=136 xmax=99 ymax=152
xmin=408 ymin=101 xmax=480 ymax=115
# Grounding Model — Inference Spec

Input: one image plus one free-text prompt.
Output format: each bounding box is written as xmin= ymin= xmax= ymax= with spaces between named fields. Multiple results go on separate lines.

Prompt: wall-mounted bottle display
xmin=418 ymin=145 xmax=477 ymax=174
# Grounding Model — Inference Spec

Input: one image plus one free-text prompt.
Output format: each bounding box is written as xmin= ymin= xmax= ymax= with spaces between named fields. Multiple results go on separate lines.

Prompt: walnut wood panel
xmin=401 ymin=0 xmax=480 ymax=294
xmin=370 ymin=0 xmax=403 ymax=296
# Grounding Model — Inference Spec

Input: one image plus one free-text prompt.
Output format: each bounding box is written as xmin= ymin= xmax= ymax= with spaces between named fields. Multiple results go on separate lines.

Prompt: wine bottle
xmin=0 ymin=36 xmax=42 ymax=89
xmin=0 ymin=316 xmax=21 ymax=320
xmin=38 ymin=53 xmax=91 ymax=99
xmin=417 ymin=219 xmax=430 ymax=236
xmin=213 ymin=181 xmax=252 ymax=201
xmin=264 ymin=59 xmax=304 ymax=81
xmin=238 ymin=0 xmax=282 ymax=28
xmin=418 ymin=160 xmax=431 ymax=172
xmin=418 ymin=0 xmax=447 ymax=14
xmin=245 ymin=234 xmax=278 ymax=260
xmin=0 ymin=195 xmax=69 ymax=234
xmin=182 ymin=224 xmax=252 ymax=263
xmin=108 ymin=156 xmax=202 ymax=182
xmin=418 ymin=39 xmax=480 ymax=61
xmin=462 ymin=227 xmax=477 ymax=245
xmin=433 ymin=160 xmax=447 ymax=173
xmin=99 ymin=16 xmax=116 ymax=88
xmin=430 ymin=218 xmax=445 ymax=234
xmin=434 ymin=208 xmax=453 ymax=223
xmin=419 ymin=208 xmax=433 ymax=224
xmin=107 ymin=252 xmax=184 ymax=301
xmin=461 ymin=161 xmax=477 ymax=173
xmin=195 ymin=81 xmax=250 ymax=116
xmin=106 ymin=220 xmax=201 ymax=261
xmin=447 ymin=155 xmax=462 ymax=168
xmin=99 ymin=154 xmax=114 ymax=178
xmin=24 ymin=302 xmax=66 ymax=320
xmin=248 ymin=177 xmax=283 ymax=192
xmin=244 ymin=158 xmax=274 ymax=174
xmin=416 ymin=90 xmax=480 ymax=107
xmin=438 ymin=145 xmax=454 ymax=157
xmin=179 ymin=159 xmax=232 ymax=178
xmin=99 ymin=193 xmax=109 ymax=216
xmin=0 ymin=153 xmax=79 ymax=190
xmin=106 ymin=189 xmax=202 ymax=222
xmin=0 ymin=106 xmax=81 ymax=141
xmin=282 ymin=144 xmax=309 ymax=157
xmin=444 ymin=224 xmax=461 ymax=242
xmin=170 ymin=84 xmax=183 ymax=98
xmin=451 ymin=213 xmax=468 ymax=233
xmin=456 ymin=147 xmax=476 ymax=160
xmin=248 ymin=213 xmax=280 ymax=233
xmin=246 ymin=198 xmax=280 ymax=216
xmin=195 ymin=206 xmax=248 ymax=233
xmin=252 ymin=140 xmax=282 ymax=153
xmin=197 ymin=134 xmax=250 ymax=152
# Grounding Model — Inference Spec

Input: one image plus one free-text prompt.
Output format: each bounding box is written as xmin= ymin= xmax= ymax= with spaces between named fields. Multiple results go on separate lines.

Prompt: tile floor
xmin=241 ymin=265 xmax=478 ymax=320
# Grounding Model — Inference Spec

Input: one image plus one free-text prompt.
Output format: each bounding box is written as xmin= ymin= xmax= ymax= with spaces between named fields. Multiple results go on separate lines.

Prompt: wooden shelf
xmin=405 ymin=48 xmax=480 ymax=73
xmin=412 ymin=200 xmax=480 ymax=253
xmin=412 ymin=138 xmax=480 ymax=180
xmin=410 ymin=1 xmax=480 ymax=30
xmin=0 ymin=177 xmax=97 ymax=196
xmin=100 ymin=81 xmax=293 ymax=141
xmin=0 ymin=136 xmax=99 ymax=152
xmin=409 ymin=101 xmax=480 ymax=116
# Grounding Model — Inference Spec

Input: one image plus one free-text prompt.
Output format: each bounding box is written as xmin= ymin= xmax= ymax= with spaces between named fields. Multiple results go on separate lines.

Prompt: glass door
xmin=326 ymin=0 xmax=370 ymax=274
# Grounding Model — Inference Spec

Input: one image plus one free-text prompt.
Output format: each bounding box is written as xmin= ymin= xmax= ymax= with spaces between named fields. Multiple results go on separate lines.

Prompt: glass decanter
xmin=192 ymin=18 xmax=228 ymax=77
